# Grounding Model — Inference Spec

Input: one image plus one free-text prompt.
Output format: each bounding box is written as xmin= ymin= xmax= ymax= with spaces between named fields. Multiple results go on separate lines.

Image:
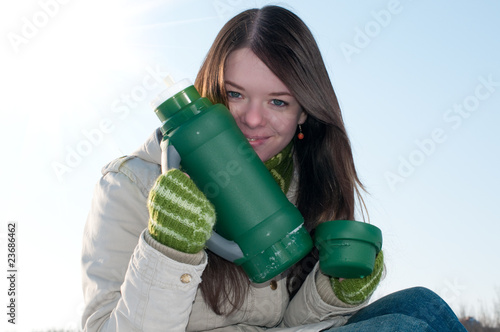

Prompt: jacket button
xmin=270 ymin=280 xmax=277 ymax=290
xmin=180 ymin=273 xmax=192 ymax=283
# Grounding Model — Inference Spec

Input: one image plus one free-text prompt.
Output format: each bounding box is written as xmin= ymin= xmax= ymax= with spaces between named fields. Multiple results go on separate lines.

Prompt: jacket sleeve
xmin=283 ymin=263 xmax=369 ymax=328
xmin=81 ymin=158 xmax=207 ymax=331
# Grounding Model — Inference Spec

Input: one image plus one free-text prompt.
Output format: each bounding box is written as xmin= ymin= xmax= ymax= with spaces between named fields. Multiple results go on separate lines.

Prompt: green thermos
xmin=151 ymin=79 xmax=313 ymax=283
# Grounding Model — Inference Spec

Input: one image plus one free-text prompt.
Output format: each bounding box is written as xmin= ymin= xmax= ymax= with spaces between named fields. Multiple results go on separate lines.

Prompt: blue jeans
xmin=324 ymin=287 xmax=466 ymax=332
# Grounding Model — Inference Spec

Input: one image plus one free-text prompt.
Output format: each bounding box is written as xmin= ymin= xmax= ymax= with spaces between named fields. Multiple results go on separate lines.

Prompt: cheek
xmin=227 ymin=103 xmax=241 ymax=121
xmin=268 ymin=115 xmax=298 ymax=137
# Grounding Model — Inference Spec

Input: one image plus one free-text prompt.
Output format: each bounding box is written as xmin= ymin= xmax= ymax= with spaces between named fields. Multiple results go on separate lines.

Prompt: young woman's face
xmin=224 ymin=48 xmax=307 ymax=162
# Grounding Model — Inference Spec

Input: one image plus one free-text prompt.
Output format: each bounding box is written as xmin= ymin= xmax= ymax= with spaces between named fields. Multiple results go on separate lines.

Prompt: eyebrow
xmin=225 ymin=80 xmax=293 ymax=97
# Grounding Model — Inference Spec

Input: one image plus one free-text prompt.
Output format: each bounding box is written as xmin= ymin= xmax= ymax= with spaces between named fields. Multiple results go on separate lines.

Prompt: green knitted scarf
xmin=263 ymin=142 xmax=294 ymax=194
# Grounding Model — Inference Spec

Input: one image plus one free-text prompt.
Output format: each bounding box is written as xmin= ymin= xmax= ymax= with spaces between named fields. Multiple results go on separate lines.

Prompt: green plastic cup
xmin=314 ymin=220 xmax=382 ymax=279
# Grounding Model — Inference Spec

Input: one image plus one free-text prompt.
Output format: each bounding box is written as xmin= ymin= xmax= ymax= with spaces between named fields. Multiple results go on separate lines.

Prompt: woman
xmin=81 ymin=5 xmax=466 ymax=331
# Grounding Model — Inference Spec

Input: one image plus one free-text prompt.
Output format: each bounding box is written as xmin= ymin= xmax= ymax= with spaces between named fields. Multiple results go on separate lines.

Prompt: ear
xmin=298 ymin=110 xmax=307 ymax=125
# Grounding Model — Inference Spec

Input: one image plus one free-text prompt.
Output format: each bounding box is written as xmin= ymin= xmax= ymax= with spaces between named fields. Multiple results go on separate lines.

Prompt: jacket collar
xmin=131 ymin=128 xmax=162 ymax=165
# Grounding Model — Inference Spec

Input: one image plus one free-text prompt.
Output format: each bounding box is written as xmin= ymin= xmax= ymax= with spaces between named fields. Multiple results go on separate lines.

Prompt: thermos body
xmin=153 ymin=81 xmax=313 ymax=282
xmin=170 ymin=104 xmax=301 ymax=240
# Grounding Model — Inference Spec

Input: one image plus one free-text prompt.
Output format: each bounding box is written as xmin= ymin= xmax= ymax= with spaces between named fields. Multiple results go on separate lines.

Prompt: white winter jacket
xmin=81 ymin=130 xmax=371 ymax=332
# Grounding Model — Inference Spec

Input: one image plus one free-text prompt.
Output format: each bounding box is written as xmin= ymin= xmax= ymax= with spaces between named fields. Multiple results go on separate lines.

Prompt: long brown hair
xmin=195 ymin=5 xmax=367 ymax=315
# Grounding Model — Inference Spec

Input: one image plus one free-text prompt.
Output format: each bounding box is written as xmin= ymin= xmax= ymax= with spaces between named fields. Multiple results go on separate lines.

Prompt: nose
xmin=240 ymin=101 xmax=266 ymax=128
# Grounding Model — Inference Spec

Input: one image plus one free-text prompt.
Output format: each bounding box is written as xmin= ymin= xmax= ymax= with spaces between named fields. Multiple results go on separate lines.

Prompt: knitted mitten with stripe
xmin=147 ymin=169 xmax=216 ymax=254
xmin=330 ymin=251 xmax=384 ymax=305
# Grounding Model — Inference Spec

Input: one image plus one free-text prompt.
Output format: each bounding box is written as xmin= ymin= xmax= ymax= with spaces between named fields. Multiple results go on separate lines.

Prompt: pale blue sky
xmin=1 ymin=0 xmax=499 ymax=330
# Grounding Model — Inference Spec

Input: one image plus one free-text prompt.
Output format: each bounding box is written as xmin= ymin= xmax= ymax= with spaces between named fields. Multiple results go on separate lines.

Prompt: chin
xmin=254 ymin=151 xmax=268 ymax=162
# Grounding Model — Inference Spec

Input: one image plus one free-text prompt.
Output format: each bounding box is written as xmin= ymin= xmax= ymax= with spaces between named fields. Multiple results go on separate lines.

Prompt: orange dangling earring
xmin=297 ymin=124 xmax=304 ymax=140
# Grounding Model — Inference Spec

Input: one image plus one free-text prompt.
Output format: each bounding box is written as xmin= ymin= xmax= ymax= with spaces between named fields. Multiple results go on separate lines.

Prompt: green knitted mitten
xmin=147 ymin=169 xmax=216 ymax=254
xmin=331 ymin=251 xmax=384 ymax=305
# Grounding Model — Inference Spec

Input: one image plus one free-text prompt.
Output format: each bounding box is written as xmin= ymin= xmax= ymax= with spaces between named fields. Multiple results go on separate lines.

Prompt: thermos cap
xmin=150 ymin=78 xmax=193 ymax=111
xmin=315 ymin=220 xmax=382 ymax=279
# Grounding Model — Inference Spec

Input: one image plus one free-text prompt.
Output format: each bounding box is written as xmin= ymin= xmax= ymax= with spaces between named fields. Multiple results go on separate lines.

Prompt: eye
xmin=271 ymin=99 xmax=288 ymax=107
xmin=227 ymin=91 xmax=242 ymax=99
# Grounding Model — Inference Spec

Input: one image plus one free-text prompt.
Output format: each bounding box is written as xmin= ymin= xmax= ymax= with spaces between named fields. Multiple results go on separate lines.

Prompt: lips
xmin=245 ymin=135 xmax=268 ymax=147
